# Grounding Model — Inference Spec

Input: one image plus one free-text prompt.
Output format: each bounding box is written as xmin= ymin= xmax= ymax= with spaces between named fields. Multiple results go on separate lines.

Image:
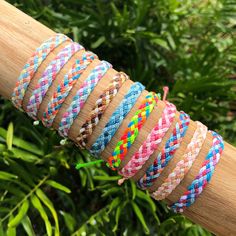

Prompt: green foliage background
xmin=0 ymin=0 xmax=236 ymax=235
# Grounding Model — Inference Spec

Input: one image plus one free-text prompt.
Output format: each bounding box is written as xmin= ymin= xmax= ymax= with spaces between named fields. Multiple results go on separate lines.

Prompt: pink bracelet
xmin=119 ymin=102 xmax=176 ymax=179
xmin=151 ymin=121 xmax=208 ymax=200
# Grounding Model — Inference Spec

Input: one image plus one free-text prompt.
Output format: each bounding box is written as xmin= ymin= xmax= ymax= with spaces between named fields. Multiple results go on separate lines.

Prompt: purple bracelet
xmin=26 ymin=42 xmax=84 ymax=120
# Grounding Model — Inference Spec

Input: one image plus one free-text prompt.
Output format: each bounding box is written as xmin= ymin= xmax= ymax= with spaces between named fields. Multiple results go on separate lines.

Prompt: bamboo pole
xmin=0 ymin=1 xmax=236 ymax=235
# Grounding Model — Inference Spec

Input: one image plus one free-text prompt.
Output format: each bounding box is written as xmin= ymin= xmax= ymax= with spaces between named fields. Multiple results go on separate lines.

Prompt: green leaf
xmin=131 ymin=202 xmax=150 ymax=234
xmin=136 ymin=190 xmax=156 ymax=213
xmin=0 ymin=207 xmax=10 ymax=213
xmin=112 ymin=205 xmax=121 ymax=232
xmin=84 ymin=168 xmax=94 ymax=190
xmin=130 ymin=180 xmax=136 ymax=200
xmin=7 ymin=215 xmax=16 ymax=236
xmin=167 ymin=32 xmax=176 ymax=50
xmin=91 ymin=36 xmax=106 ymax=48
xmin=6 ymin=123 xmax=13 ymax=151
xmin=31 ymin=195 xmax=52 ymax=236
xmin=0 ymin=143 xmax=5 ymax=152
xmin=6 ymin=226 xmax=16 ymax=236
xmin=8 ymin=200 xmax=29 ymax=228
xmin=60 ymin=211 xmax=76 ymax=233
xmin=159 ymin=218 xmax=176 ymax=235
xmin=151 ymin=38 xmax=170 ymax=50
xmin=0 ymin=222 xmax=5 ymax=236
xmin=107 ymin=197 xmax=121 ymax=214
xmin=21 ymin=216 xmax=35 ymax=236
xmin=45 ymin=180 xmax=71 ymax=193
xmin=8 ymin=160 xmax=35 ymax=187
xmin=80 ymin=170 xmax=87 ymax=187
xmin=0 ymin=171 xmax=18 ymax=181
xmin=36 ymin=188 xmax=59 ymax=236
xmin=10 ymin=148 xmax=41 ymax=163
xmin=0 ymin=128 xmax=43 ymax=156
xmin=101 ymin=187 xmax=120 ymax=197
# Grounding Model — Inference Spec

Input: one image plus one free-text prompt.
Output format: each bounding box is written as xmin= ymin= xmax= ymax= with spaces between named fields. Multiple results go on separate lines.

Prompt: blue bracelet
xmin=171 ymin=131 xmax=224 ymax=213
xmin=89 ymin=82 xmax=145 ymax=157
xmin=137 ymin=112 xmax=190 ymax=189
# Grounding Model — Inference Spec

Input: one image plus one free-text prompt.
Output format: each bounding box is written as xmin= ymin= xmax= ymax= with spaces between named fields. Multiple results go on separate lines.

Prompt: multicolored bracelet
xmin=76 ymin=72 xmax=129 ymax=148
xmin=89 ymin=82 xmax=145 ymax=157
xmin=26 ymin=42 xmax=84 ymax=120
xmin=170 ymin=131 xmax=224 ymax=212
xmin=137 ymin=111 xmax=190 ymax=189
xmin=12 ymin=34 xmax=70 ymax=110
xmin=152 ymin=121 xmax=208 ymax=200
xmin=119 ymin=102 xmax=176 ymax=179
xmin=106 ymin=92 xmax=159 ymax=170
xmin=58 ymin=60 xmax=112 ymax=138
xmin=42 ymin=51 xmax=98 ymax=127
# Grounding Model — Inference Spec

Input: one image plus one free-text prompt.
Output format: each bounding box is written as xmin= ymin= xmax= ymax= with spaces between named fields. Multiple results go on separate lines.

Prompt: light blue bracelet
xmin=89 ymin=82 xmax=145 ymax=157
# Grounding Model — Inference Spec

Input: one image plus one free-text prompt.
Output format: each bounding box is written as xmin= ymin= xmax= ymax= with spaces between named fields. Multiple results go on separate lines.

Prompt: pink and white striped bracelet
xmin=119 ymin=102 xmax=176 ymax=179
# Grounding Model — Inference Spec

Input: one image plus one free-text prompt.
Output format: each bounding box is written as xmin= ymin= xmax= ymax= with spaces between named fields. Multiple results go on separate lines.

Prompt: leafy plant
xmin=1 ymin=0 xmax=236 ymax=235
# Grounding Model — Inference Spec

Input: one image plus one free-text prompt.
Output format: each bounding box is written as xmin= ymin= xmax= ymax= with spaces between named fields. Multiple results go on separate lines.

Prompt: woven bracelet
xmin=12 ymin=34 xmax=71 ymax=110
xmin=152 ymin=121 xmax=208 ymax=200
xmin=137 ymin=111 xmax=190 ymax=189
xmin=119 ymin=102 xmax=176 ymax=179
xmin=58 ymin=60 xmax=112 ymax=138
xmin=89 ymin=82 xmax=145 ymax=157
xmin=170 ymin=131 xmax=224 ymax=213
xmin=76 ymin=72 xmax=129 ymax=149
xmin=26 ymin=42 xmax=84 ymax=120
xmin=42 ymin=51 xmax=97 ymax=127
xmin=106 ymin=92 xmax=159 ymax=170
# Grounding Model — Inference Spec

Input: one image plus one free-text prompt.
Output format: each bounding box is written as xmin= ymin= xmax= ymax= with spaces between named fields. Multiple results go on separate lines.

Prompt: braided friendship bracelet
xmin=26 ymin=42 xmax=84 ymax=120
xmin=58 ymin=60 xmax=112 ymax=138
xmin=12 ymin=34 xmax=71 ymax=110
xmin=76 ymin=72 xmax=129 ymax=148
xmin=106 ymin=92 xmax=159 ymax=170
xmin=119 ymin=102 xmax=176 ymax=179
xmin=152 ymin=121 xmax=208 ymax=200
xmin=89 ymin=82 xmax=145 ymax=157
xmin=137 ymin=112 xmax=190 ymax=189
xmin=42 ymin=51 xmax=98 ymax=127
xmin=171 ymin=131 xmax=224 ymax=213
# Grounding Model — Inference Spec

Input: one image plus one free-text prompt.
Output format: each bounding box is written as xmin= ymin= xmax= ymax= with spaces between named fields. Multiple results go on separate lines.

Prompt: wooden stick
xmin=0 ymin=1 xmax=236 ymax=235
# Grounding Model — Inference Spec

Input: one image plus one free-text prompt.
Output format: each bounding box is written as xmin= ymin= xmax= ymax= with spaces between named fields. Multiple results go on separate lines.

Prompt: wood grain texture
xmin=0 ymin=1 xmax=236 ymax=235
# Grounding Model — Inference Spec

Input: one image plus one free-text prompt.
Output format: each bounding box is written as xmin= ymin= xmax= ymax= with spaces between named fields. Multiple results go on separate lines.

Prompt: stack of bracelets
xmin=12 ymin=33 xmax=224 ymax=213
